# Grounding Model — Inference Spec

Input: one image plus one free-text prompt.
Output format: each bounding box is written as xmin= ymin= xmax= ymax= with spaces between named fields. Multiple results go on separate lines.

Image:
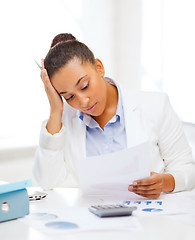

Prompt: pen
xmin=34 ymin=60 xmax=42 ymax=70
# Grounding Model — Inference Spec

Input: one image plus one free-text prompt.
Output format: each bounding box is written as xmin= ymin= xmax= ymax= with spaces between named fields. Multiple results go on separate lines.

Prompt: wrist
xmin=50 ymin=108 xmax=63 ymax=118
xmin=162 ymin=173 xmax=175 ymax=193
xmin=46 ymin=112 xmax=63 ymax=135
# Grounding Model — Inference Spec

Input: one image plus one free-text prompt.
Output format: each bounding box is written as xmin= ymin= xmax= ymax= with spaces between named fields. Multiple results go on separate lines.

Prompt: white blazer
xmin=33 ymin=84 xmax=195 ymax=192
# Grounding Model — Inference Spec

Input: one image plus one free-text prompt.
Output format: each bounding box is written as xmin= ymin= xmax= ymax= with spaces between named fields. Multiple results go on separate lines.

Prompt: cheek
xmin=91 ymin=88 xmax=100 ymax=98
xmin=66 ymin=100 xmax=77 ymax=109
xmin=91 ymin=79 xmax=106 ymax=99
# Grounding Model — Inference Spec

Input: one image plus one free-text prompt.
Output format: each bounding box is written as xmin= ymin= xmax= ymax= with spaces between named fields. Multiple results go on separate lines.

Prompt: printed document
xmin=77 ymin=141 xmax=151 ymax=198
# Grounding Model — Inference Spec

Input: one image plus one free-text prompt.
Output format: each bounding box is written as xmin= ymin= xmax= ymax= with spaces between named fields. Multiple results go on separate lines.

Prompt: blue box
xmin=0 ymin=179 xmax=32 ymax=223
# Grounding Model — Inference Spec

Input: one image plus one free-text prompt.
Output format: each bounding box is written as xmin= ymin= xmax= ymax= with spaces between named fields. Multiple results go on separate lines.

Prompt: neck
xmin=105 ymin=80 xmax=118 ymax=114
xmin=93 ymin=79 xmax=118 ymax=130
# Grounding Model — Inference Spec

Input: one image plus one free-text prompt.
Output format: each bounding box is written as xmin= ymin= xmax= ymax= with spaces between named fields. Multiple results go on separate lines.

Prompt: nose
xmin=79 ymin=95 xmax=90 ymax=108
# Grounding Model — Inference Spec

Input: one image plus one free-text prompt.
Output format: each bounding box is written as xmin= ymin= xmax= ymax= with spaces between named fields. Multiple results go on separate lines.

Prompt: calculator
xmin=88 ymin=204 xmax=137 ymax=217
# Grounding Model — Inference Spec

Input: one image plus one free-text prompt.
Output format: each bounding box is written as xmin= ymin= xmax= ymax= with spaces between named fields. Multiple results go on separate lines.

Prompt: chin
xmin=91 ymin=108 xmax=105 ymax=117
xmin=90 ymin=113 xmax=100 ymax=117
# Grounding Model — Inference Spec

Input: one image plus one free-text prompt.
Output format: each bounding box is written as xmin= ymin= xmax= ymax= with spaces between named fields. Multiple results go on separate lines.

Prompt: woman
xmin=33 ymin=33 xmax=195 ymax=199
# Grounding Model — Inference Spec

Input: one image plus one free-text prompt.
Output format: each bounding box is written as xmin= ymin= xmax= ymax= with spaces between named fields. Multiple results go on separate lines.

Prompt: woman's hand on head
xmin=128 ymin=172 xmax=175 ymax=199
xmin=41 ymin=59 xmax=63 ymax=115
xmin=41 ymin=59 xmax=63 ymax=135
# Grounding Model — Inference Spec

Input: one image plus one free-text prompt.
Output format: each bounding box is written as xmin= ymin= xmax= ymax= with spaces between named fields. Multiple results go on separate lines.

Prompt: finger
xmin=133 ymin=173 xmax=162 ymax=186
xmin=41 ymin=70 xmax=60 ymax=98
xmin=132 ymin=187 xmax=162 ymax=195
xmin=128 ymin=184 xmax=162 ymax=195
xmin=133 ymin=178 xmax=157 ymax=186
xmin=131 ymin=185 xmax=162 ymax=197
xmin=40 ymin=59 xmax=50 ymax=86
xmin=41 ymin=58 xmax=45 ymax=69
xmin=41 ymin=69 xmax=50 ymax=86
xmin=130 ymin=182 xmax=163 ymax=191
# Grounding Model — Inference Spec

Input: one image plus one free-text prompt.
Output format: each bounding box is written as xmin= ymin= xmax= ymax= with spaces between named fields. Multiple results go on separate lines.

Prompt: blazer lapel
xmin=72 ymin=115 xmax=86 ymax=159
xmin=121 ymin=87 xmax=148 ymax=148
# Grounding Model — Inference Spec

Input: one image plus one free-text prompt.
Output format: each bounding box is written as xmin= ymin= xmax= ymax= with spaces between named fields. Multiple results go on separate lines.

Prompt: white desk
xmin=1 ymin=188 xmax=195 ymax=240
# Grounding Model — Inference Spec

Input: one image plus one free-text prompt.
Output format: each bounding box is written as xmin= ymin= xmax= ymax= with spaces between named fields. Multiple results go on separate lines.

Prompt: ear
xmin=95 ymin=58 xmax=105 ymax=77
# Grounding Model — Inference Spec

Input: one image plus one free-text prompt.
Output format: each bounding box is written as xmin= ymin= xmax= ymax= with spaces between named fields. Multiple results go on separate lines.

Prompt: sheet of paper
xmin=77 ymin=142 xmax=150 ymax=198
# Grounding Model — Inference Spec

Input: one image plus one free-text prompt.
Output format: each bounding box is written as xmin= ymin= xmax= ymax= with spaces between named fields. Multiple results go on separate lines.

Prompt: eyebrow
xmin=59 ymin=75 xmax=87 ymax=95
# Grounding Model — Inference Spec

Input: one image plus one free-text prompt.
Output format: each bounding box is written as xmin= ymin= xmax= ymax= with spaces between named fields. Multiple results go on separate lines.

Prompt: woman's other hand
xmin=128 ymin=172 xmax=175 ymax=199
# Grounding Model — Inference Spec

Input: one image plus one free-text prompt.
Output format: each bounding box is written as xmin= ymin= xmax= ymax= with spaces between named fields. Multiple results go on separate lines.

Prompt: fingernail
xmin=133 ymin=181 xmax=137 ymax=185
xmin=128 ymin=186 xmax=133 ymax=191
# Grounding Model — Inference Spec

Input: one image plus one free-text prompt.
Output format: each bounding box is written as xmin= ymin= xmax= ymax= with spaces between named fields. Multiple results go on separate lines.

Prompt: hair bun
xmin=50 ymin=33 xmax=76 ymax=48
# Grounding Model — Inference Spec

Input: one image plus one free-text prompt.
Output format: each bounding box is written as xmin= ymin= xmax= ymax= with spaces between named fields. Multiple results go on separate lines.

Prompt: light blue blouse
xmin=79 ymin=79 xmax=127 ymax=157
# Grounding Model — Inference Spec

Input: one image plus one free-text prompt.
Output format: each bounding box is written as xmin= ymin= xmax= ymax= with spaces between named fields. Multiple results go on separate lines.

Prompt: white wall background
xmin=162 ymin=0 xmax=195 ymax=123
xmin=79 ymin=0 xmax=143 ymax=88
xmin=1 ymin=0 xmax=195 ymax=184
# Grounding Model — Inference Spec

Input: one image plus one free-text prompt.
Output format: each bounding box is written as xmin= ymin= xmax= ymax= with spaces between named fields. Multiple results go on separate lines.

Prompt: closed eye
xmin=82 ymin=83 xmax=89 ymax=90
xmin=66 ymin=95 xmax=74 ymax=101
xmin=66 ymin=83 xmax=88 ymax=101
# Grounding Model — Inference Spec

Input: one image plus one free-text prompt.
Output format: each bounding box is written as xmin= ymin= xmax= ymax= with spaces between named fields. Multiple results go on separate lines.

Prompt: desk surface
xmin=1 ymin=188 xmax=195 ymax=240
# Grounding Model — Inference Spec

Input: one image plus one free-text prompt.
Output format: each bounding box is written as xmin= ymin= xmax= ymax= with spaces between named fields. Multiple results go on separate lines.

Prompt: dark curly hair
xmin=44 ymin=33 xmax=95 ymax=79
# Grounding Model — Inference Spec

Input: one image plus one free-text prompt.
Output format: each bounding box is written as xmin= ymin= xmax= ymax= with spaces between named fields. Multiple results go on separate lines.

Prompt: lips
xmin=85 ymin=103 xmax=97 ymax=112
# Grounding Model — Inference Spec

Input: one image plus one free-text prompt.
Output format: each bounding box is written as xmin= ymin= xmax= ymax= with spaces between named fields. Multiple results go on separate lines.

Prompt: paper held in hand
xmin=77 ymin=142 xmax=151 ymax=198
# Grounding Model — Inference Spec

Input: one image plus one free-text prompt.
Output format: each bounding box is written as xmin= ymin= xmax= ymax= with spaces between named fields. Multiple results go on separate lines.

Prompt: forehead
xmin=51 ymin=60 xmax=95 ymax=89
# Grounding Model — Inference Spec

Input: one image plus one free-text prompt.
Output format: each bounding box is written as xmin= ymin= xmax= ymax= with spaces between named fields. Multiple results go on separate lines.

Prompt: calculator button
xmin=96 ymin=205 xmax=103 ymax=209
xmin=106 ymin=205 xmax=115 ymax=208
xmin=90 ymin=206 xmax=100 ymax=210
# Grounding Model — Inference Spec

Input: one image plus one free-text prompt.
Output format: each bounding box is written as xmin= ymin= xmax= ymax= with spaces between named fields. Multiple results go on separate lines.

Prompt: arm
xmin=33 ymin=120 xmax=67 ymax=190
xmin=41 ymin=59 xmax=63 ymax=135
xmin=128 ymin=94 xmax=195 ymax=198
xmin=33 ymin=60 xmax=66 ymax=189
xmin=157 ymin=94 xmax=195 ymax=192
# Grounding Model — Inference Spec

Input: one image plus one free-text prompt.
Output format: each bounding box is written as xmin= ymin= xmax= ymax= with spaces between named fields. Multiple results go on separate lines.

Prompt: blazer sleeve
xmin=33 ymin=120 xmax=67 ymax=190
xmin=157 ymin=94 xmax=195 ymax=192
